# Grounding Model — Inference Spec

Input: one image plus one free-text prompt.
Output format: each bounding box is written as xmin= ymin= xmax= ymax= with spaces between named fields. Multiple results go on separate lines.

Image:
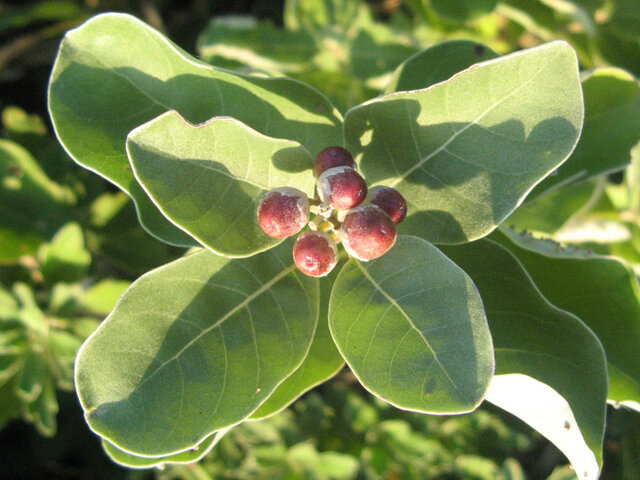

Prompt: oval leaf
xmin=127 ymin=112 xmax=315 ymax=257
xmin=329 ymin=235 xmax=494 ymax=413
xmin=495 ymin=227 xmax=640 ymax=408
xmin=102 ymin=428 xmax=229 ymax=469
xmin=250 ymin=268 xmax=344 ymax=420
xmin=48 ymin=13 xmax=342 ymax=246
xmin=531 ymin=67 xmax=640 ymax=198
xmin=384 ymin=40 xmax=499 ymax=94
xmin=440 ymin=239 xmax=607 ymax=478
xmin=75 ymin=244 xmax=319 ymax=457
xmin=344 ymin=41 xmax=583 ymax=244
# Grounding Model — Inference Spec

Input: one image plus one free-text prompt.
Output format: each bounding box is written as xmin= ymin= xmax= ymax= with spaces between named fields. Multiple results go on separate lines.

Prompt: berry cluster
xmin=258 ymin=146 xmax=407 ymax=277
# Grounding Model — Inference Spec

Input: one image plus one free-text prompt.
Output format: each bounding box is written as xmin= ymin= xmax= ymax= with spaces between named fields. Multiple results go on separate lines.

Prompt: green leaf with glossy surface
xmin=440 ymin=239 xmax=607 ymax=478
xmin=75 ymin=244 xmax=319 ymax=457
xmin=329 ymin=236 xmax=494 ymax=413
xmin=127 ymin=112 xmax=315 ymax=257
xmin=532 ymin=67 xmax=640 ymax=198
xmin=384 ymin=40 xmax=499 ymax=94
xmin=345 ymin=42 xmax=583 ymax=244
xmin=250 ymin=267 xmax=344 ymax=420
xmin=495 ymin=228 xmax=640 ymax=408
xmin=102 ymin=429 xmax=229 ymax=469
xmin=48 ymin=13 xmax=342 ymax=245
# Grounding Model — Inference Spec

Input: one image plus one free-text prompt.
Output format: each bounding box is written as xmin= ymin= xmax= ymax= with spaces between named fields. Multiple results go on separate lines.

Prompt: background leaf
xmin=48 ymin=13 xmax=342 ymax=246
xmin=531 ymin=67 xmax=640 ymax=198
xmin=440 ymin=238 xmax=607 ymax=478
xmin=384 ymin=40 xmax=499 ymax=95
xmin=329 ymin=236 xmax=494 ymax=414
xmin=75 ymin=243 xmax=319 ymax=457
xmin=102 ymin=428 xmax=229 ymax=469
xmin=344 ymin=41 xmax=583 ymax=244
xmin=127 ymin=112 xmax=315 ymax=257
xmin=494 ymin=228 xmax=640 ymax=408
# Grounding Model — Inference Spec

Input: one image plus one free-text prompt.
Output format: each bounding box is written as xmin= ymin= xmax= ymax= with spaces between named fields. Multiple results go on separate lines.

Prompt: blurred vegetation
xmin=1 ymin=0 xmax=640 ymax=479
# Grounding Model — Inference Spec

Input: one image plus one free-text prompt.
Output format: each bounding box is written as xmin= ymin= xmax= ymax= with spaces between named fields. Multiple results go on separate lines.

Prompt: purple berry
xmin=317 ymin=166 xmax=367 ymax=211
xmin=293 ymin=231 xmax=338 ymax=277
xmin=340 ymin=204 xmax=397 ymax=261
xmin=368 ymin=186 xmax=408 ymax=224
xmin=257 ymin=187 xmax=310 ymax=238
xmin=314 ymin=146 xmax=357 ymax=177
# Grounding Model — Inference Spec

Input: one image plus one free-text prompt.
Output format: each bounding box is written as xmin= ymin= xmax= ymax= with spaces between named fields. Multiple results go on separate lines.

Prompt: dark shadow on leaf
xmin=83 ymin=240 xmax=317 ymax=456
xmin=349 ymin=97 xmax=578 ymax=244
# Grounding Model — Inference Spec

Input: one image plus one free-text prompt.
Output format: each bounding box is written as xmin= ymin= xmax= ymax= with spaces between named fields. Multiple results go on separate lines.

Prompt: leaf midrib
xmin=386 ymin=49 xmax=561 ymax=188
xmin=355 ymin=261 xmax=471 ymax=404
xmin=132 ymin=264 xmax=296 ymax=390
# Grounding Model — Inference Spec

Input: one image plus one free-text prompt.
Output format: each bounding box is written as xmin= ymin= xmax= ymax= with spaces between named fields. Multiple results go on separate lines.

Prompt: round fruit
xmin=257 ymin=187 xmax=310 ymax=238
xmin=340 ymin=204 xmax=397 ymax=261
xmin=314 ymin=146 xmax=357 ymax=177
xmin=293 ymin=231 xmax=338 ymax=277
xmin=368 ymin=185 xmax=408 ymax=224
xmin=317 ymin=166 xmax=367 ymax=211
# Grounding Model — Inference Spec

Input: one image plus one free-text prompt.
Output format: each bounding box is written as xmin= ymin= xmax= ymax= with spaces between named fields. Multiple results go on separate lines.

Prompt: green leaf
xmin=0 ymin=139 xmax=74 ymax=258
xmin=495 ymin=228 xmax=640 ymax=408
xmin=0 ymin=379 xmax=22 ymax=429
xmin=48 ymin=13 xmax=342 ymax=246
xmin=102 ymin=428 xmax=229 ymax=469
xmin=284 ymin=0 xmax=362 ymax=34
xmin=384 ymin=40 xmax=499 ymax=95
xmin=38 ymin=222 xmax=91 ymax=284
xmin=532 ymin=67 xmax=640 ymax=198
xmin=348 ymin=23 xmax=419 ymax=84
xmin=329 ymin=235 xmax=494 ymax=413
xmin=197 ymin=16 xmax=316 ymax=73
xmin=49 ymin=330 xmax=82 ymax=390
xmin=440 ymin=239 xmax=607 ymax=478
xmin=80 ymin=279 xmax=131 ymax=316
xmin=26 ymin=376 xmax=58 ymax=437
xmin=431 ymin=0 xmax=498 ymax=20
xmin=344 ymin=42 xmax=583 ymax=244
xmin=250 ymin=267 xmax=344 ymax=420
xmin=15 ymin=349 xmax=46 ymax=402
xmin=127 ymin=112 xmax=315 ymax=257
xmin=505 ymin=180 xmax=600 ymax=235
xmin=75 ymin=243 xmax=319 ymax=457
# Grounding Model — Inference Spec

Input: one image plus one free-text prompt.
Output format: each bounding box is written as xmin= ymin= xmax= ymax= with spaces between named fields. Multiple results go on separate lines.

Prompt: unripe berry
xmin=257 ymin=187 xmax=310 ymax=238
xmin=340 ymin=204 xmax=397 ymax=261
xmin=314 ymin=146 xmax=357 ymax=177
xmin=367 ymin=185 xmax=408 ymax=224
xmin=293 ymin=231 xmax=338 ymax=277
xmin=317 ymin=166 xmax=367 ymax=211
